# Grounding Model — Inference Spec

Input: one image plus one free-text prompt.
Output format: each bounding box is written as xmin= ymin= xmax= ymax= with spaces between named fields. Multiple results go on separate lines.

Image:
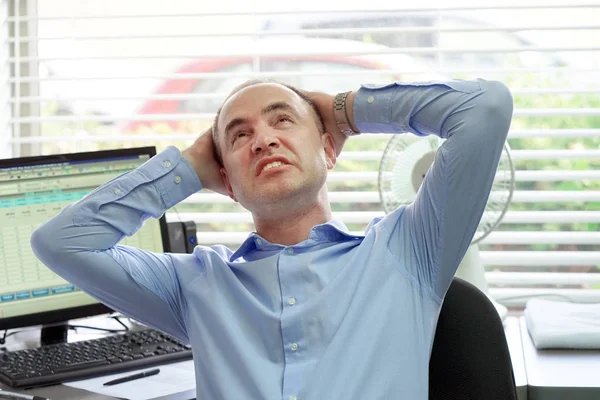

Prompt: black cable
xmin=1 ymin=330 xmax=23 ymax=351
xmin=0 ymin=330 xmax=24 ymax=345
xmin=112 ymin=315 xmax=130 ymax=331
xmin=1 ymin=316 xmax=129 ymax=345
xmin=1 ymin=316 xmax=130 ymax=352
xmin=68 ymin=314 xmax=131 ymax=333
xmin=68 ymin=324 xmax=126 ymax=333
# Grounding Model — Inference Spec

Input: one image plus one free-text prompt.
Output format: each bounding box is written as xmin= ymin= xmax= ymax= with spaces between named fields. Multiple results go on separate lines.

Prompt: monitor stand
xmin=40 ymin=323 xmax=69 ymax=346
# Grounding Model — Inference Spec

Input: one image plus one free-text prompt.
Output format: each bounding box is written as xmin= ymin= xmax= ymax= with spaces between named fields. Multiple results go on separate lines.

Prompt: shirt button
xmin=163 ymin=160 xmax=172 ymax=167
xmin=286 ymin=248 xmax=294 ymax=255
xmin=290 ymin=343 xmax=298 ymax=351
xmin=288 ymin=297 xmax=296 ymax=305
xmin=367 ymin=96 xmax=375 ymax=103
xmin=114 ymin=188 xmax=121 ymax=195
xmin=255 ymin=238 xmax=262 ymax=245
xmin=174 ymin=176 xmax=182 ymax=184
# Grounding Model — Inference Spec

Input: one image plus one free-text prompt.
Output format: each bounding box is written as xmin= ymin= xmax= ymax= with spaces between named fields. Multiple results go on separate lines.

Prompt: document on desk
xmin=63 ymin=360 xmax=196 ymax=400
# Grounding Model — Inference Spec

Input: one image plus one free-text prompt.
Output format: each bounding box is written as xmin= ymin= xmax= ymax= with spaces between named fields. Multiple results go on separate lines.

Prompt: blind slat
xmin=7 ymin=88 xmax=600 ymax=104
xmin=8 ymin=130 xmax=600 ymax=145
xmin=9 ymin=67 xmax=600 ymax=84
xmin=8 ymin=24 xmax=600 ymax=43
xmin=8 ymin=45 xmax=600 ymax=63
xmin=6 ymin=4 xmax=598 ymax=22
xmin=487 ymin=272 xmax=600 ymax=285
xmin=338 ymin=149 xmax=600 ymax=161
xmin=167 ymin=209 xmax=600 ymax=225
xmin=325 ymin=170 xmax=600 ymax=182
xmin=491 ymin=288 xmax=600 ymax=306
xmin=481 ymin=251 xmax=600 ymax=266
xmin=483 ymin=231 xmax=600 ymax=245
xmin=179 ymin=190 xmax=600 ymax=203
xmin=9 ymin=108 xmax=600 ymax=124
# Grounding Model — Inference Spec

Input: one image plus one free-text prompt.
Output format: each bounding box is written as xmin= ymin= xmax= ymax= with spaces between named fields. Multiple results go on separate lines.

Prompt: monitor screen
xmin=0 ymin=147 xmax=170 ymax=332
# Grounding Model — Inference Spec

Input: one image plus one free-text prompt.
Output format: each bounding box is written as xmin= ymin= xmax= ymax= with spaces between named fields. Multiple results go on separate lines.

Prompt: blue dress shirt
xmin=31 ymin=79 xmax=513 ymax=400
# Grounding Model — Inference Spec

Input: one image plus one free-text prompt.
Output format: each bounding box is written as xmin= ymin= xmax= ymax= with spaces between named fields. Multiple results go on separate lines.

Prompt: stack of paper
xmin=63 ymin=360 xmax=196 ymax=400
xmin=525 ymin=298 xmax=600 ymax=349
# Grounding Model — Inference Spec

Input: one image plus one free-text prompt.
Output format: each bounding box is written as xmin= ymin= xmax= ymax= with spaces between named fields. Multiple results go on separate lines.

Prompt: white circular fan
xmin=378 ymin=135 xmax=515 ymax=319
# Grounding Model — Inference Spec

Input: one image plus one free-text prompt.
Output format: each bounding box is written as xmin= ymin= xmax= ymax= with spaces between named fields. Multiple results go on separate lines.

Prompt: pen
xmin=0 ymin=388 xmax=50 ymax=400
xmin=102 ymin=368 xmax=160 ymax=386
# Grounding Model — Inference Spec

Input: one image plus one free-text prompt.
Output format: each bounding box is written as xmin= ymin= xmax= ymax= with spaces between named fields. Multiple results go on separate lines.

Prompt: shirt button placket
xmin=281 ymin=245 xmax=302 ymax=400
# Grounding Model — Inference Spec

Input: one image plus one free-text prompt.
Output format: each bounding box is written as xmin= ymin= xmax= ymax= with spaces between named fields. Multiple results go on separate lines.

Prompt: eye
xmin=232 ymin=131 xmax=248 ymax=144
xmin=275 ymin=114 xmax=294 ymax=125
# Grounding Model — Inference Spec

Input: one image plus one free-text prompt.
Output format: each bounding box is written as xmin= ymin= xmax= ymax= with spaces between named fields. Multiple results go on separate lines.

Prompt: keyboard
xmin=0 ymin=328 xmax=193 ymax=388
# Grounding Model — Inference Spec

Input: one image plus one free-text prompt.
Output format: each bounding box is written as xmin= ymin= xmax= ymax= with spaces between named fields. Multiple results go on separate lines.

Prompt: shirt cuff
xmin=353 ymin=83 xmax=402 ymax=134
xmin=140 ymin=146 xmax=203 ymax=209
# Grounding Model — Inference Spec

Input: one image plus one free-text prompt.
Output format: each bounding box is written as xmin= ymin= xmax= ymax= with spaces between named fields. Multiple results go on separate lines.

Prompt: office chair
xmin=429 ymin=277 xmax=517 ymax=400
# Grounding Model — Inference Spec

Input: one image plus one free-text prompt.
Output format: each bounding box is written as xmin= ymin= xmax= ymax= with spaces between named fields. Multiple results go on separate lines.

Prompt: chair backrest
xmin=429 ymin=277 xmax=517 ymax=400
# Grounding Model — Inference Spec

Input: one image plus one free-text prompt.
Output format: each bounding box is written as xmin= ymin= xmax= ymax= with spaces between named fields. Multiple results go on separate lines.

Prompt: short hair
xmin=211 ymin=78 xmax=326 ymax=165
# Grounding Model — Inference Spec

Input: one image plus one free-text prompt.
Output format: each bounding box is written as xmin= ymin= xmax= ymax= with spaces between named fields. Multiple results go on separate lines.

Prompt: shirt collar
xmin=229 ymin=219 xmax=364 ymax=262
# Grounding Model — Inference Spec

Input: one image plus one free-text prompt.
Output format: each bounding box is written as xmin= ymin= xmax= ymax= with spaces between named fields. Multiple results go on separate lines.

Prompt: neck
xmin=253 ymin=190 xmax=331 ymax=246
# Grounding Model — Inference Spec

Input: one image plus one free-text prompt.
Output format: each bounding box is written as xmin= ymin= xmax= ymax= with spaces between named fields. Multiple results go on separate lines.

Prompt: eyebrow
xmin=223 ymin=101 xmax=298 ymax=143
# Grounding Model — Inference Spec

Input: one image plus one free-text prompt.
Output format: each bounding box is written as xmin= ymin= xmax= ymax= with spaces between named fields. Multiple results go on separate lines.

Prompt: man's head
xmin=212 ymin=79 xmax=336 ymax=217
xmin=212 ymin=79 xmax=325 ymax=164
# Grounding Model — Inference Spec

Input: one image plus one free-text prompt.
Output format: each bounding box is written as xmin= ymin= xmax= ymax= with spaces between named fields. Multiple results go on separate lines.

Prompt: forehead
xmin=218 ymin=83 xmax=306 ymax=127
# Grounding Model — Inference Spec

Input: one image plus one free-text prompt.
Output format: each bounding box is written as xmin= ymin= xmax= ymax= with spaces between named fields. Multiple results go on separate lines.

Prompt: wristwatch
xmin=333 ymin=91 xmax=360 ymax=137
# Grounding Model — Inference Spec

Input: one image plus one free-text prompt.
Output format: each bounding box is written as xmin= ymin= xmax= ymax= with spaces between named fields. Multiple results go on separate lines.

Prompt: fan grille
xmin=378 ymin=135 xmax=515 ymax=244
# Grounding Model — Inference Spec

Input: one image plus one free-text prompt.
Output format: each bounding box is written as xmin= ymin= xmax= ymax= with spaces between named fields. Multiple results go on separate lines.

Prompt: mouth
xmin=256 ymin=157 xmax=292 ymax=176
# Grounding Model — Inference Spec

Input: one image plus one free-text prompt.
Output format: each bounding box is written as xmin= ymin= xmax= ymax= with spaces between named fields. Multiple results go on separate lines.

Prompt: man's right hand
xmin=182 ymin=127 xmax=229 ymax=196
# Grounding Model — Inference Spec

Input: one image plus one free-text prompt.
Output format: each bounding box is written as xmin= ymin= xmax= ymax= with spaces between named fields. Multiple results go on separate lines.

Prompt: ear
xmin=220 ymin=167 xmax=238 ymax=202
xmin=321 ymin=133 xmax=337 ymax=170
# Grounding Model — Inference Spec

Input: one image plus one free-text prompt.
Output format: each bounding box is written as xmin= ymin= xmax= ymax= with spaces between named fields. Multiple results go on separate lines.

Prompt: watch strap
xmin=333 ymin=91 xmax=359 ymax=137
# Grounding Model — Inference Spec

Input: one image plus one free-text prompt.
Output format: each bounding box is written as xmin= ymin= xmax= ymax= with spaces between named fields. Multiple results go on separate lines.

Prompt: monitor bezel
xmin=0 ymin=146 xmax=172 ymax=331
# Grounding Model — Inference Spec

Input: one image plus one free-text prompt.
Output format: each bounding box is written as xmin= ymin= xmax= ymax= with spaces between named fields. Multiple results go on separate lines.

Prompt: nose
xmin=251 ymin=128 xmax=280 ymax=154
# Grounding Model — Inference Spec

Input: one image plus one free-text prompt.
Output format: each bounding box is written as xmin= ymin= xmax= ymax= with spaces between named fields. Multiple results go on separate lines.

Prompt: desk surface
xmin=519 ymin=316 xmax=600 ymax=400
xmin=2 ymin=316 xmax=599 ymax=400
xmin=505 ymin=317 xmax=528 ymax=400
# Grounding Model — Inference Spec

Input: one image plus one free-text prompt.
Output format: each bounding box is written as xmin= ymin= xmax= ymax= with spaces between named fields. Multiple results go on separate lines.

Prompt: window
xmin=178 ymin=60 xmax=393 ymax=115
xmin=6 ymin=1 xmax=600 ymax=307
xmin=178 ymin=62 xmax=254 ymax=114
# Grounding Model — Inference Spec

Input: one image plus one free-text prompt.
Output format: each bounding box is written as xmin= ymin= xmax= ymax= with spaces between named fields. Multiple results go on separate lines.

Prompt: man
xmin=32 ymin=77 xmax=513 ymax=399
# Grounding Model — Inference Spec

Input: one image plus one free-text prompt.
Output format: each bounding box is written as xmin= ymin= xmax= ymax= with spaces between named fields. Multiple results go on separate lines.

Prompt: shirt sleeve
xmin=30 ymin=146 xmax=203 ymax=341
xmin=353 ymin=79 xmax=513 ymax=301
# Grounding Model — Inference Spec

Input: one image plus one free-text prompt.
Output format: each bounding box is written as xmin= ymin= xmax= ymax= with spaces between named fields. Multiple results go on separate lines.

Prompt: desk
xmin=505 ymin=317 xmax=528 ymax=400
xmin=519 ymin=316 xmax=600 ymax=400
xmin=0 ymin=317 xmax=194 ymax=400
xmin=0 ymin=383 xmax=194 ymax=400
xmin=2 ymin=316 xmax=598 ymax=399
xmin=1 ymin=321 xmax=121 ymax=400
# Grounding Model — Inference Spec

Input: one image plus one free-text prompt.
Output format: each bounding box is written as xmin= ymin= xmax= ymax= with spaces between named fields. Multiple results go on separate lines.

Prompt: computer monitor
xmin=0 ymin=147 xmax=171 ymax=345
